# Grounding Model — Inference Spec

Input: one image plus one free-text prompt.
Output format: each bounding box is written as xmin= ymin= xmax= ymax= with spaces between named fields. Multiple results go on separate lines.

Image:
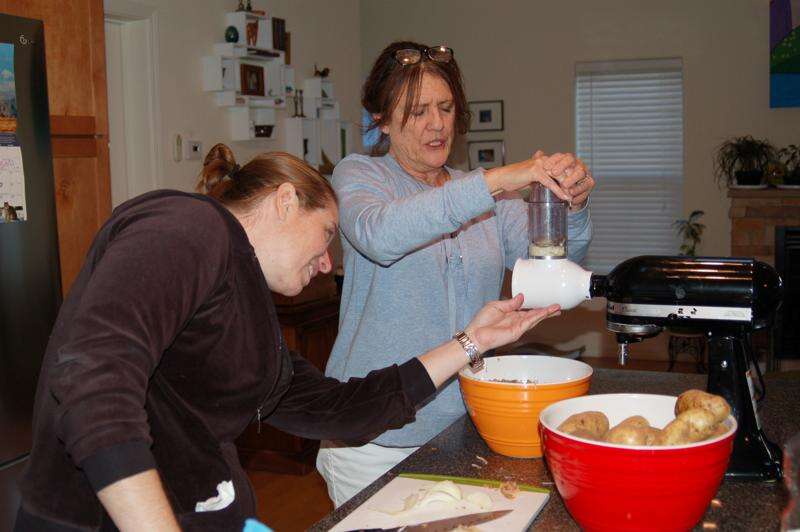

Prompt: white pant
xmin=316 ymin=442 xmax=418 ymax=508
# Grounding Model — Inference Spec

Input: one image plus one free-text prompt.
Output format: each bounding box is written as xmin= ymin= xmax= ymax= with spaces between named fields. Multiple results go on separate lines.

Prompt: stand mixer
xmin=511 ymin=186 xmax=785 ymax=481
xmin=590 ymin=256 xmax=784 ymax=481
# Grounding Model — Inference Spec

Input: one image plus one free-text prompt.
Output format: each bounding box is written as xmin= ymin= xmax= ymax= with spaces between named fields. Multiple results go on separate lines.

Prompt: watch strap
xmin=454 ymin=331 xmax=484 ymax=372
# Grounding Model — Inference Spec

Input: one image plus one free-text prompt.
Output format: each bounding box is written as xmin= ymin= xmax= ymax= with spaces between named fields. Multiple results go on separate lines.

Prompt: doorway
xmin=104 ymin=0 xmax=161 ymax=207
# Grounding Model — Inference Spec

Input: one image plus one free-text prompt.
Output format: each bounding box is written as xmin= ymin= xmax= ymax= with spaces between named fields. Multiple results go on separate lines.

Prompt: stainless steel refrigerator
xmin=0 ymin=14 xmax=61 ymax=530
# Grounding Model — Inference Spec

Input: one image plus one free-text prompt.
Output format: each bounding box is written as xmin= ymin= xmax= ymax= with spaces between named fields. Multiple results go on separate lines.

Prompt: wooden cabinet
xmin=236 ymin=295 xmax=340 ymax=475
xmin=1 ymin=0 xmax=111 ymax=295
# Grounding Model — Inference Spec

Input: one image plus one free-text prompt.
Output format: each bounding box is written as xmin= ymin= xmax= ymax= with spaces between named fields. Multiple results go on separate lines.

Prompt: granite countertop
xmin=312 ymin=368 xmax=800 ymax=531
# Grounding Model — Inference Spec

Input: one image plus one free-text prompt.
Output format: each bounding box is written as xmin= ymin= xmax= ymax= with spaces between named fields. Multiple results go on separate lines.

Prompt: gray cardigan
xmin=325 ymin=153 xmax=592 ymax=447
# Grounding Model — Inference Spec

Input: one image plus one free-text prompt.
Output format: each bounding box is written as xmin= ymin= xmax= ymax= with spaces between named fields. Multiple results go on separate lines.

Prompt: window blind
xmin=576 ymin=58 xmax=684 ymax=274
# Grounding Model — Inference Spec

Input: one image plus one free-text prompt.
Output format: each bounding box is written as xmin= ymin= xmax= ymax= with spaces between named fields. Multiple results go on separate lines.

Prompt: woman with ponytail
xmin=16 ymin=144 xmax=559 ymax=532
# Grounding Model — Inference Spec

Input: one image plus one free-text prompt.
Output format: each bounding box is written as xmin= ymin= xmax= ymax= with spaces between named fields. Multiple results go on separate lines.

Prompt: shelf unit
xmin=202 ymin=12 xmax=291 ymax=141
xmin=201 ymin=11 xmax=357 ymax=160
xmin=281 ymin=77 xmax=354 ymax=168
xmin=284 ymin=116 xmax=354 ymax=171
xmin=284 ymin=117 xmax=320 ymax=168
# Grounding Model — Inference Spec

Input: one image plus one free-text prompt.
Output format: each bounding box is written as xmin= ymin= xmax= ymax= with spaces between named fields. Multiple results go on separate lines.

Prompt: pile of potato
xmin=556 ymin=390 xmax=732 ymax=446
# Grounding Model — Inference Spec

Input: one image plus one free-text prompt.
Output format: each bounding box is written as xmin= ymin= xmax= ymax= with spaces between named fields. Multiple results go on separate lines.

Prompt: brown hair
xmin=362 ymin=41 xmax=470 ymax=155
xmin=197 ymin=144 xmax=337 ymax=211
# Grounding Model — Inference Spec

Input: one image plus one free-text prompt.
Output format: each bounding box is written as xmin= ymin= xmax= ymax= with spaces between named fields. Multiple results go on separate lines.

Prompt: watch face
xmin=468 ymin=358 xmax=485 ymax=373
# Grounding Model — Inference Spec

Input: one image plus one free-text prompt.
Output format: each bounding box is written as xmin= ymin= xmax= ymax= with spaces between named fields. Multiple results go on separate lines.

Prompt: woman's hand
xmin=484 ymin=152 xmax=570 ymax=201
xmin=484 ymin=152 xmax=595 ymax=211
xmin=544 ymin=153 xmax=595 ymax=211
xmin=417 ymin=294 xmax=560 ymax=387
xmin=465 ymin=294 xmax=561 ymax=353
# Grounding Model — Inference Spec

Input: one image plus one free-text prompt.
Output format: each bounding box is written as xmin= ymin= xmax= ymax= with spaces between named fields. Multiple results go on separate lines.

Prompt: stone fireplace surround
xmin=729 ymin=188 xmax=800 ymax=265
xmin=729 ymin=188 xmax=800 ymax=365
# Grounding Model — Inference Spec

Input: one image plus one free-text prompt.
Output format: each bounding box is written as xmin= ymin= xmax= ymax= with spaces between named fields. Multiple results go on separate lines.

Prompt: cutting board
xmin=330 ymin=473 xmax=550 ymax=531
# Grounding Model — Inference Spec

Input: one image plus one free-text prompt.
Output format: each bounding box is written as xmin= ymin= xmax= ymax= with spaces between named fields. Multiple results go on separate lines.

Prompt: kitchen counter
xmin=312 ymin=368 xmax=799 ymax=531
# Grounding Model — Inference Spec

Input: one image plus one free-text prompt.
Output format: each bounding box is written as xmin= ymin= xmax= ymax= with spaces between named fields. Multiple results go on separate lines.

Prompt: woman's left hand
xmin=418 ymin=294 xmax=561 ymax=388
xmin=465 ymin=294 xmax=561 ymax=353
xmin=542 ymin=153 xmax=595 ymax=211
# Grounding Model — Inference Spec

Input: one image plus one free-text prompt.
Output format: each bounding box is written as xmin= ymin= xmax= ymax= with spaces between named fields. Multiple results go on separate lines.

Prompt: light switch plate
xmin=172 ymin=133 xmax=183 ymax=162
xmin=183 ymin=139 xmax=203 ymax=161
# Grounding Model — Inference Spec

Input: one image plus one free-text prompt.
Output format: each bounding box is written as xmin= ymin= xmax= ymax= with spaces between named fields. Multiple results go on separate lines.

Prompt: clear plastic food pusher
xmin=527 ymin=183 xmax=567 ymax=259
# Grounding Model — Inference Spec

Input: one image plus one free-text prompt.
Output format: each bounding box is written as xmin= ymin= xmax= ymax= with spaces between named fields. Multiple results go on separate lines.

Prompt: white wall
xmin=360 ymin=0 xmax=800 ymax=360
xmin=110 ymin=0 xmax=363 ymax=193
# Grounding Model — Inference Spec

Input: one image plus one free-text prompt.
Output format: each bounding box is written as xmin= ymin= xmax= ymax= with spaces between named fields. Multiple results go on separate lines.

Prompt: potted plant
xmin=673 ymin=210 xmax=705 ymax=257
xmin=713 ymin=136 xmax=776 ymax=187
xmin=779 ymin=144 xmax=800 ymax=186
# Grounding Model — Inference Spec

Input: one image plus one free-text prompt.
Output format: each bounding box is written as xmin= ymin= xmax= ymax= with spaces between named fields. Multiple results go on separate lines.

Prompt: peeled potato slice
xmin=465 ymin=491 xmax=492 ymax=509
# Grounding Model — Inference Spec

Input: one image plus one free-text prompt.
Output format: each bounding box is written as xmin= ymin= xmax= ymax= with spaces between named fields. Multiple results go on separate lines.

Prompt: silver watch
xmin=454 ymin=331 xmax=484 ymax=372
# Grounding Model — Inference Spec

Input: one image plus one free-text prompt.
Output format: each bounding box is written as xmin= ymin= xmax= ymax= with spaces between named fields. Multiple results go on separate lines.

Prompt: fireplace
xmin=729 ymin=188 xmax=800 ymax=363
xmin=775 ymin=226 xmax=800 ymax=359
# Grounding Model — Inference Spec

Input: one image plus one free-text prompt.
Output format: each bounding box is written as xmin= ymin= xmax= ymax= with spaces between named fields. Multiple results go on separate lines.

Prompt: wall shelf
xmin=284 ymin=116 xmax=354 ymax=169
xmin=212 ymin=42 xmax=281 ymax=60
xmin=225 ymin=11 xmax=272 ymax=51
xmin=229 ymin=106 xmax=277 ymax=141
xmin=201 ymin=12 xmax=290 ymax=141
xmin=202 ymin=12 xmax=355 ymax=155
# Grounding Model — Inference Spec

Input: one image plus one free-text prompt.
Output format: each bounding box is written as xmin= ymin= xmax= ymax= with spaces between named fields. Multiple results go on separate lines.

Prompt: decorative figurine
xmin=245 ymin=0 xmax=252 ymax=11
xmin=2 ymin=202 xmax=18 ymax=222
xmin=246 ymin=22 xmax=258 ymax=46
xmin=236 ymin=0 xmax=245 ymax=11
xmin=224 ymin=25 xmax=239 ymax=43
xmin=313 ymin=63 xmax=331 ymax=78
xmin=291 ymin=91 xmax=299 ymax=117
xmin=298 ymin=90 xmax=305 ymax=117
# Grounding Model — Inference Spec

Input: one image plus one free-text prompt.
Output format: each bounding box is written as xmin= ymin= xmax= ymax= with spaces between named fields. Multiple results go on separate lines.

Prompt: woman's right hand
xmin=483 ymin=151 xmax=579 ymax=202
xmin=465 ymin=294 xmax=561 ymax=354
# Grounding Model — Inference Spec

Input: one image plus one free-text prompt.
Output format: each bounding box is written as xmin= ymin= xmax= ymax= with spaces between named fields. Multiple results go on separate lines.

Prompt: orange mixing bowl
xmin=458 ymin=355 xmax=592 ymax=458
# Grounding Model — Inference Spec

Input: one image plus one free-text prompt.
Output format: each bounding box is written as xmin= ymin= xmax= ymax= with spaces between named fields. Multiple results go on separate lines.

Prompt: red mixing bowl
xmin=539 ymin=394 xmax=736 ymax=532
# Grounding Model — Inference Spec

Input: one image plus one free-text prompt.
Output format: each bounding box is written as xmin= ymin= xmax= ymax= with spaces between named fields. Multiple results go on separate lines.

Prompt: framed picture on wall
xmin=468 ymin=139 xmax=505 ymax=170
xmin=240 ymin=64 xmax=265 ymax=96
xmin=468 ymin=100 xmax=504 ymax=131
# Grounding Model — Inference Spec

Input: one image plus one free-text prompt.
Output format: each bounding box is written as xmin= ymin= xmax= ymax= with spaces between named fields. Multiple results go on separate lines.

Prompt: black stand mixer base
xmin=724 ymin=431 xmax=783 ymax=481
xmin=707 ymin=334 xmax=783 ymax=482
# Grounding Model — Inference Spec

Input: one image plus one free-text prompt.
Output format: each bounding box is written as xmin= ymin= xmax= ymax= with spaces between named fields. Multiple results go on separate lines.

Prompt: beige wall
xmin=116 ymin=0 xmax=362 ymax=192
xmin=360 ymin=0 xmax=800 ymax=360
xmin=108 ymin=1 xmax=797 ymax=360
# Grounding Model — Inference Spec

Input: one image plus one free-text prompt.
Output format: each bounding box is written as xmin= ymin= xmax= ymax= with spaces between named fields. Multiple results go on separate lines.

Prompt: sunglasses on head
xmin=393 ymin=45 xmax=454 ymax=66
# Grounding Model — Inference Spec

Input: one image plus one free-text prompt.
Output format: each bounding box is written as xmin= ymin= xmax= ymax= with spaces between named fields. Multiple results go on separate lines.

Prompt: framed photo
xmin=240 ymin=64 xmax=265 ymax=96
xmin=468 ymin=100 xmax=504 ymax=131
xmin=468 ymin=140 xmax=505 ymax=170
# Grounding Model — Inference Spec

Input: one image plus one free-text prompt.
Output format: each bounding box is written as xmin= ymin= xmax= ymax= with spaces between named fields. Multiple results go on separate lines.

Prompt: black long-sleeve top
xmin=17 ymin=191 xmax=435 ymax=531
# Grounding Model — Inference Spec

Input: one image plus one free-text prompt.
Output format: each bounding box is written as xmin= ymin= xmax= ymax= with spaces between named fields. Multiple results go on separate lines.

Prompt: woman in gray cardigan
xmin=317 ymin=41 xmax=596 ymax=507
